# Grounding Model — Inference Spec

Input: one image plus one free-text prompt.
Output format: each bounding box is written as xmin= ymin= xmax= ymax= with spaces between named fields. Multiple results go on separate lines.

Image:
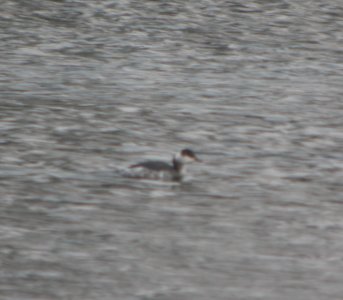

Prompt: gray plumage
xmin=130 ymin=161 xmax=174 ymax=171
xmin=127 ymin=148 xmax=200 ymax=181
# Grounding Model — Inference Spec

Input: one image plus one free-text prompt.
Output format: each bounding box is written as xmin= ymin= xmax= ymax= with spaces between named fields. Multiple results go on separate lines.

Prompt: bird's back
xmin=130 ymin=160 xmax=174 ymax=171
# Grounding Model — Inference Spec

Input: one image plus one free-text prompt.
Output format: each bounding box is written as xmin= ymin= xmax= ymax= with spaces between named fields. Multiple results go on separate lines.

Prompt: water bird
xmin=128 ymin=148 xmax=201 ymax=181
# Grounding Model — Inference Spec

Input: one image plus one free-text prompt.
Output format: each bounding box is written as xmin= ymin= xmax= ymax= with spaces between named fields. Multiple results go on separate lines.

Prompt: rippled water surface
xmin=1 ymin=1 xmax=343 ymax=299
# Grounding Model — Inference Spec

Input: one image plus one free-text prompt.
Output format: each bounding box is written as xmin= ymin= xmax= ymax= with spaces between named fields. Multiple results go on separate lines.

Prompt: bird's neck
xmin=172 ymin=156 xmax=184 ymax=172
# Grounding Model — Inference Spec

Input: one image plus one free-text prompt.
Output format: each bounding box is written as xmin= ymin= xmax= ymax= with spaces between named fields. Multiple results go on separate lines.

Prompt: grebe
xmin=128 ymin=148 xmax=201 ymax=181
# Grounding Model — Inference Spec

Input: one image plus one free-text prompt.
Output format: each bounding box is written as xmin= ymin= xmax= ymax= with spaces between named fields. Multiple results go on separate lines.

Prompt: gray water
xmin=1 ymin=1 xmax=343 ymax=299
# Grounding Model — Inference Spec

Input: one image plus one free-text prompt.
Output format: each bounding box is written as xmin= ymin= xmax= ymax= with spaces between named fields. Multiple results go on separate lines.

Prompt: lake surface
xmin=1 ymin=1 xmax=343 ymax=299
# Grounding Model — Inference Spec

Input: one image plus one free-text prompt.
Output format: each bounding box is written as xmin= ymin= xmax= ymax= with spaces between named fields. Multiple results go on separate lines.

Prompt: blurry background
xmin=0 ymin=0 xmax=343 ymax=299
